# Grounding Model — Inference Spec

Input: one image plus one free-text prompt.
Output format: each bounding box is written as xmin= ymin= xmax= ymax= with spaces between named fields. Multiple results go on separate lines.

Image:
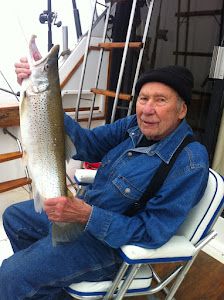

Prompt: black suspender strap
xmin=124 ymin=135 xmax=195 ymax=217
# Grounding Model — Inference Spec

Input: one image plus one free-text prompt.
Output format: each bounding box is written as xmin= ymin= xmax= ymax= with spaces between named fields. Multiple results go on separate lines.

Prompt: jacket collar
xmin=128 ymin=118 xmax=193 ymax=164
xmin=153 ymin=119 xmax=193 ymax=163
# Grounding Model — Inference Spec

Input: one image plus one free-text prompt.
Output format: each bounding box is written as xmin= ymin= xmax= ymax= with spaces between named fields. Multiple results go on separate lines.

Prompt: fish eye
xmin=44 ymin=63 xmax=49 ymax=71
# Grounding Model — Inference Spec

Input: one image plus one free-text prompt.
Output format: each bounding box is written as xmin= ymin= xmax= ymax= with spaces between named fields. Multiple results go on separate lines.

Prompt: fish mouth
xmin=29 ymin=35 xmax=59 ymax=66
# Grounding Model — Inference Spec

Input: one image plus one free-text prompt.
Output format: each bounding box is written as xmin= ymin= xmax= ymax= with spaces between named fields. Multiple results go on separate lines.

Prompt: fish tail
xmin=51 ymin=222 xmax=84 ymax=246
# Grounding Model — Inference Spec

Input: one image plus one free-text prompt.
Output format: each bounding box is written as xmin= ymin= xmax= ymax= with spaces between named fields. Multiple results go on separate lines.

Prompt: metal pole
xmin=72 ymin=0 xmax=82 ymax=40
xmin=87 ymin=2 xmax=111 ymax=129
xmin=103 ymin=263 xmax=130 ymax=299
xmin=110 ymin=0 xmax=138 ymax=123
xmin=115 ymin=264 xmax=141 ymax=300
xmin=219 ymin=0 xmax=224 ymax=44
xmin=0 ymin=87 xmax=20 ymax=97
xmin=48 ymin=0 xmax=53 ymax=51
xmin=184 ymin=0 xmax=191 ymax=66
xmin=62 ymin=26 xmax=69 ymax=52
xmin=175 ymin=0 xmax=181 ymax=65
xmin=166 ymin=231 xmax=217 ymax=300
xmin=3 ymin=128 xmax=32 ymax=195
xmin=0 ymin=70 xmax=20 ymax=101
xmin=127 ymin=0 xmax=155 ymax=116
xmin=74 ymin=0 xmax=97 ymax=121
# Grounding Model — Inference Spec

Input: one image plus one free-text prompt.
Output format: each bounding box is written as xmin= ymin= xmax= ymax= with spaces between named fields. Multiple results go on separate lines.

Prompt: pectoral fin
xmin=31 ymin=180 xmax=44 ymax=213
xmin=65 ymin=134 xmax=77 ymax=162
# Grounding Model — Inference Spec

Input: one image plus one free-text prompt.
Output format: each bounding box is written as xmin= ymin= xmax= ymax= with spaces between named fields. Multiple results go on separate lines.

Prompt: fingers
xmin=44 ymin=197 xmax=63 ymax=209
xmin=44 ymin=196 xmax=69 ymax=222
xmin=16 ymin=72 xmax=30 ymax=85
xmin=14 ymin=57 xmax=30 ymax=71
xmin=15 ymin=57 xmax=31 ymax=85
xmin=44 ymin=196 xmax=68 ymax=213
xmin=43 ymin=196 xmax=91 ymax=223
xmin=44 ymin=197 xmax=62 ymax=207
xmin=20 ymin=57 xmax=28 ymax=63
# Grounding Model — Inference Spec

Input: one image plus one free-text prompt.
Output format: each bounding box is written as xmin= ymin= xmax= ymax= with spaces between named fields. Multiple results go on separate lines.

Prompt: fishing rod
xmin=0 ymin=70 xmax=20 ymax=102
xmin=39 ymin=0 xmax=62 ymax=51
xmin=0 ymin=87 xmax=20 ymax=97
xmin=72 ymin=0 xmax=82 ymax=40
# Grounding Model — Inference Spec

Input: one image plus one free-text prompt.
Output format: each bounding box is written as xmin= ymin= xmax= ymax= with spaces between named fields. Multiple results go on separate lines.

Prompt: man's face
xmin=136 ymin=82 xmax=187 ymax=140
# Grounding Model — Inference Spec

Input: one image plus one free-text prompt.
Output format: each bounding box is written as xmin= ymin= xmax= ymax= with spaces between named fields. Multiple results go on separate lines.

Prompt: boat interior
xmin=0 ymin=0 xmax=224 ymax=299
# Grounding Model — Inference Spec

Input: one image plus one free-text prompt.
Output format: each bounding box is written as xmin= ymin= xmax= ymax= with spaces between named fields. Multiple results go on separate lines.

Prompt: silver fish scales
xmin=19 ymin=35 xmax=83 ymax=245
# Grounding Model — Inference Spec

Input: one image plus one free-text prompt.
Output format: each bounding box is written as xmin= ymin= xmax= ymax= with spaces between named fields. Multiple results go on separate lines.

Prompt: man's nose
xmin=142 ymin=100 xmax=156 ymax=114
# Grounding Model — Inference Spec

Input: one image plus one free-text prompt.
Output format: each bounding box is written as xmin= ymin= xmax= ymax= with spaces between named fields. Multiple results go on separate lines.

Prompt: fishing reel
xmin=39 ymin=10 xmax=62 ymax=28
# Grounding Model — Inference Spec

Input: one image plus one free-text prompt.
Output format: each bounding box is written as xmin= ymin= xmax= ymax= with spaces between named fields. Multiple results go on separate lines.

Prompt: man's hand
xmin=14 ymin=57 xmax=31 ymax=85
xmin=44 ymin=196 xmax=92 ymax=224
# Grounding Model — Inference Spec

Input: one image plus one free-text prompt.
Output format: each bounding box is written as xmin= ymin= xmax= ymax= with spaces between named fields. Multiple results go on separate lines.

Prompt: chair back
xmin=177 ymin=169 xmax=224 ymax=245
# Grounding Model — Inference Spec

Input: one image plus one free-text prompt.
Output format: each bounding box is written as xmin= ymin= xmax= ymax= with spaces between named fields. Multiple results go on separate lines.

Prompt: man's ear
xmin=179 ymin=102 xmax=187 ymax=120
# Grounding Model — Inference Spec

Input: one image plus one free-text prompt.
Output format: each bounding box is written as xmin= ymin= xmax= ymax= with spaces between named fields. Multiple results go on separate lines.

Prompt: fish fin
xmin=52 ymin=222 xmax=84 ymax=246
xmin=65 ymin=134 xmax=77 ymax=162
xmin=31 ymin=181 xmax=44 ymax=213
xmin=67 ymin=188 xmax=74 ymax=198
xmin=20 ymin=78 xmax=30 ymax=96
xmin=21 ymin=150 xmax=29 ymax=166
xmin=19 ymin=156 xmax=34 ymax=201
xmin=20 ymin=162 xmax=44 ymax=213
xmin=19 ymin=89 xmax=25 ymax=103
xmin=33 ymin=192 xmax=44 ymax=213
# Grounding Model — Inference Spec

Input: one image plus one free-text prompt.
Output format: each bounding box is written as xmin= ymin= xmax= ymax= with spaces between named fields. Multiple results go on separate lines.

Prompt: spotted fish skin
xmin=19 ymin=35 xmax=83 ymax=244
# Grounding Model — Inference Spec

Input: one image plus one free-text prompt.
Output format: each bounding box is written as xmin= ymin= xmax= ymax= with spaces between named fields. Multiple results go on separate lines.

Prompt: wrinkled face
xmin=136 ymin=82 xmax=187 ymax=140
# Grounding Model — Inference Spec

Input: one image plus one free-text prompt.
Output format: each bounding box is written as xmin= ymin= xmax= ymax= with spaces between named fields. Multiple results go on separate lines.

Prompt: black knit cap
xmin=135 ymin=65 xmax=194 ymax=105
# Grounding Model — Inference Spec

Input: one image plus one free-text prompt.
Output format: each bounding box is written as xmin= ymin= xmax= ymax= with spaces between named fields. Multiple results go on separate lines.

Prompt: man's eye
xmin=156 ymin=98 xmax=167 ymax=105
xmin=139 ymin=96 xmax=147 ymax=102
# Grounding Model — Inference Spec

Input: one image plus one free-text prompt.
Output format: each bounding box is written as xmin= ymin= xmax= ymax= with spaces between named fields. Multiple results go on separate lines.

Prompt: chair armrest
xmin=119 ymin=235 xmax=196 ymax=264
xmin=74 ymin=169 xmax=97 ymax=185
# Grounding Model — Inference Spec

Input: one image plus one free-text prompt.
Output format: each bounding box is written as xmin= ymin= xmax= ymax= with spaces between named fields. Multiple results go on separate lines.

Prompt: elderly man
xmin=0 ymin=64 xmax=209 ymax=299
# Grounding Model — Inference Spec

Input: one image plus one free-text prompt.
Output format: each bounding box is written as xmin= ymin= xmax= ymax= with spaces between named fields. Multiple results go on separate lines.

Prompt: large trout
xmin=20 ymin=35 xmax=83 ymax=244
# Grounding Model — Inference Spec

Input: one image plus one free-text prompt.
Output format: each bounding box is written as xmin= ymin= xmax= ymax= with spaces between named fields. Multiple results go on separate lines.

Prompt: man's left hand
xmin=44 ymin=196 xmax=92 ymax=224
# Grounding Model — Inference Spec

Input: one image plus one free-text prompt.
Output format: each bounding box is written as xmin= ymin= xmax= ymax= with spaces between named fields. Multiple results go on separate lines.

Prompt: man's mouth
xmin=142 ymin=120 xmax=158 ymax=125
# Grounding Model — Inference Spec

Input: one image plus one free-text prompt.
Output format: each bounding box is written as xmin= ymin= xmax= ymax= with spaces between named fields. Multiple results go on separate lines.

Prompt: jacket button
xmin=128 ymin=152 xmax=132 ymax=157
xmin=125 ymin=188 xmax=131 ymax=193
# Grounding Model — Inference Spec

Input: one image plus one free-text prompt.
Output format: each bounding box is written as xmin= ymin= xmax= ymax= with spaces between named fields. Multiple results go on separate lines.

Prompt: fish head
xmin=28 ymin=35 xmax=60 ymax=94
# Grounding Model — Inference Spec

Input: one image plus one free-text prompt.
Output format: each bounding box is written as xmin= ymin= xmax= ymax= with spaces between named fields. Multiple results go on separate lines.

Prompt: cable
xmin=0 ymin=70 xmax=20 ymax=102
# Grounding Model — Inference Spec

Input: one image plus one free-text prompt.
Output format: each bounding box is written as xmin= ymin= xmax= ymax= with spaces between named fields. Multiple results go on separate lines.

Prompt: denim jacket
xmin=64 ymin=114 xmax=209 ymax=249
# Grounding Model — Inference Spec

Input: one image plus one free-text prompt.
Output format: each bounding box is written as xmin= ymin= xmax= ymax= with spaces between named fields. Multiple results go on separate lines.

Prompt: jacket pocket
xmin=112 ymin=175 xmax=142 ymax=201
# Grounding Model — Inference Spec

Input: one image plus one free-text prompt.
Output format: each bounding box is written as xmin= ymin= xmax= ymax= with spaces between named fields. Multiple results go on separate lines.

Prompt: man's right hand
xmin=14 ymin=57 xmax=31 ymax=85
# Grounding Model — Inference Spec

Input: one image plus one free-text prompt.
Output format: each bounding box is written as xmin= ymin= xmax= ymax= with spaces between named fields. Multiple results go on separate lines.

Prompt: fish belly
xmin=20 ymin=92 xmax=84 ymax=244
xmin=20 ymin=91 xmax=66 ymax=209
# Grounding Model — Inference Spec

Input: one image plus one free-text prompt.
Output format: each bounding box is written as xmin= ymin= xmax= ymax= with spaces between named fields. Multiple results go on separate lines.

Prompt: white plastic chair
xmin=66 ymin=168 xmax=224 ymax=299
